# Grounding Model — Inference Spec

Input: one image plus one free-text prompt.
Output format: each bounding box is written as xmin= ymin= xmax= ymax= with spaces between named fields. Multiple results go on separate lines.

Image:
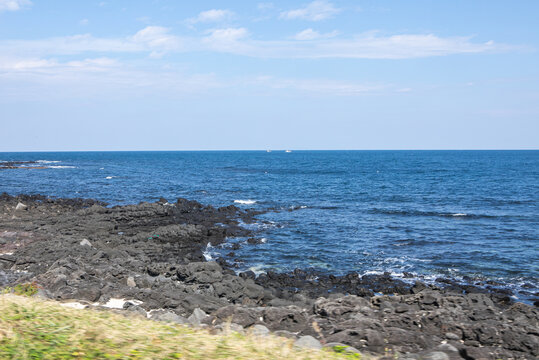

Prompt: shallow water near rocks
xmin=1 ymin=150 xmax=537 ymax=302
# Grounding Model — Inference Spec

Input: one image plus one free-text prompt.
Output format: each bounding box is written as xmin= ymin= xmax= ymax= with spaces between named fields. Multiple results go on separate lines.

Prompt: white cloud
xmin=280 ymin=1 xmax=340 ymax=21
xmin=293 ymin=28 xmax=338 ymax=40
xmin=244 ymin=33 xmax=506 ymax=59
xmin=202 ymin=28 xmax=250 ymax=53
xmin=0 ymin=0 xmax=31 ymax=12
xmin=131 ymin=26 xmax=181 ymax=51
xmin=0 ymin=27 xmax=513 ymax=61
xmin=205 ymin=27 xmax=248 ymax=42
xmin=0 ymin=56 xmax=222 ymax=100
xmin=79 ymin=18 xmax=89 ymax=26
xmin=0 ymin=56 xmax=118 ymax=72
xmin=188 ymin=9 xmax=235 ymax=24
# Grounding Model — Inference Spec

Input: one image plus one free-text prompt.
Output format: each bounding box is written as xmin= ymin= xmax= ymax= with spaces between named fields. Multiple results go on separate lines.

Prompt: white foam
xmin=48 ymin=166 xmax=76 ymax=169
xmin=36 ymin=160 xmax=60 ymax=164
xmin=361 ymin=270 xmax=385 ymax=276
xmin=260 ymin=238 xmax=267 ymax=243
xmin=451 ymin=213 xmax=467 ymax=217
xmin=247 ymin=265 xmax=268 ymax=276
xmin=234 ymin=199 xmax=256 ymax=205
xmin=105 ymin=176 xmax=114 ymax=179
xmin=203 ymin=242 xmax=214 ymax=261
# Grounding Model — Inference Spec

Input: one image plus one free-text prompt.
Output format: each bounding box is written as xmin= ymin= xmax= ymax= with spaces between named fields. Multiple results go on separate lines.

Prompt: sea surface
xmin=1 ymin=151 xmax=538 ymax=302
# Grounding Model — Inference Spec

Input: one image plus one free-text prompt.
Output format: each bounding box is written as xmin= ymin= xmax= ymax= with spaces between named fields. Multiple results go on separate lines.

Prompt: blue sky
xmin=1 ymin=0 xmax=538 ymax=150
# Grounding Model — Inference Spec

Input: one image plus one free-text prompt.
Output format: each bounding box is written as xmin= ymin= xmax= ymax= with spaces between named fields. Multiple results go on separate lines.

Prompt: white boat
xmin=266 ymin=149 xmax=271 ymax=152
xmin=285 ymin=150 xmax=292 ymax=153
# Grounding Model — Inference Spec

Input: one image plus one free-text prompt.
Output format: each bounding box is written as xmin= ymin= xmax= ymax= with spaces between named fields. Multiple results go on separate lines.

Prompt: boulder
xmin=249 ymin=324 xmax=270 ymax=336
xmin=188 ymin=308 xmax=208 ymax=326
xmin=294 ymin=335 xmax=322 ymax=350
xmin=150 ymin=310 xmax=189 ymax=325
xmin=177 ymin=262 xmax=223 ymax=284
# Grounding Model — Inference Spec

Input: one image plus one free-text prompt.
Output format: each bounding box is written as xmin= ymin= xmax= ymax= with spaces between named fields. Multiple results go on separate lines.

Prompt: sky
xmin=1 ymin=0 xmax=538 ymax=151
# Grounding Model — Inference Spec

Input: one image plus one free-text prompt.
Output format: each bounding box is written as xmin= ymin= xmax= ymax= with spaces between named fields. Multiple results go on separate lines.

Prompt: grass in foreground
xmin=0 ymin=294 xmax=367 ymax=360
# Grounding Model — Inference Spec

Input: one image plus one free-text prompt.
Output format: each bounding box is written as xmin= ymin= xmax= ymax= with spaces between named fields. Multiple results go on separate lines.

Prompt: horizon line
xmin=1 ymin=149 xmax=538 ymax=153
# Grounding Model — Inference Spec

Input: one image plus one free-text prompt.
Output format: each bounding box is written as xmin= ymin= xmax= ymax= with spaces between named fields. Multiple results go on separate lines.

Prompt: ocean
xmin=1 ymin=150 xmax=537 ymax=302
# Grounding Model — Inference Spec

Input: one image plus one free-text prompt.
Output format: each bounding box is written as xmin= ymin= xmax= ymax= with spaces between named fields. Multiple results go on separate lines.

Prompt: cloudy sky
xmin=1 ymin=0 xmax=538 ymax=150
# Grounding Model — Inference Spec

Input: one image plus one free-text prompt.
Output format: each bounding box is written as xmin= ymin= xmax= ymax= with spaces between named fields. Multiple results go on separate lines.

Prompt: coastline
xmin=1 ymin=193 xmax=538 ymax=359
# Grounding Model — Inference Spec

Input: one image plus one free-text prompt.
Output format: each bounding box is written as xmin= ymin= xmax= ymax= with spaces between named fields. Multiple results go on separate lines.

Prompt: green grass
xmin=1 ymin=282 xmax=40 ymax=297
xmin=0 ymin=294 xmax=369 ymax=360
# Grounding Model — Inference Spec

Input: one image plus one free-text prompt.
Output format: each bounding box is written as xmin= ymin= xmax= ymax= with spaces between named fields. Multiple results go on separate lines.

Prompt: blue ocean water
xmin=1 ymin=151 xmax=538 ymax=301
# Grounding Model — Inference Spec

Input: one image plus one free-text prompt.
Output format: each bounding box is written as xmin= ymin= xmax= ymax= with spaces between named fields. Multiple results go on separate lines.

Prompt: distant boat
xmin=285 ymin=150 xmax=292 ymax=153
xmin=266 ymin=150 xmax=271 ymax=153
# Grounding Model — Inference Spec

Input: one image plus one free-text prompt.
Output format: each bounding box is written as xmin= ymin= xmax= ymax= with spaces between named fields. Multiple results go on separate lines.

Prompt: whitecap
xmin=247 ymin=265 xmax=268 ymax=276
xmin=36 ymin=160 xmax=61 ymax=164
xmin=234 ymin=199 xmax=256 ymax=205
xmin=105 ymin=176 xmax=114 ymax=179
xmin=452 ymin=213 xmax=467 ymax=217
xmin=48 ymin=166 xmax=76 ymax=169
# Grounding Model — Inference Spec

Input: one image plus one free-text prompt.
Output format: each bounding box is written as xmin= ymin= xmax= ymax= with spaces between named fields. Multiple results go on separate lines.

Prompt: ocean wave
xmin=203 ymin=242 xmax=216 ymax=261
xmin=48 ymin=166 xmax=76 ymax=169
xmin=234 ymin=199 xmax=256 ymax=205
xmin=36 ymin=160 xmax=61 ymax=164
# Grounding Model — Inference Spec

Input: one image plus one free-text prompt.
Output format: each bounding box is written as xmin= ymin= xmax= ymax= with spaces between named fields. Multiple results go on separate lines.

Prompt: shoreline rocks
xmin=0 ymin=193 xmax=537 ymax=359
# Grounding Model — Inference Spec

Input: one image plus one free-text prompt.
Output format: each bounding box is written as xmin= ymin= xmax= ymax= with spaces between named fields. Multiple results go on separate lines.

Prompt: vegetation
xmin=0 ymin=294 xmax=367 ymax=360
xmin=1 ymin=282 xmax=40 ymax=297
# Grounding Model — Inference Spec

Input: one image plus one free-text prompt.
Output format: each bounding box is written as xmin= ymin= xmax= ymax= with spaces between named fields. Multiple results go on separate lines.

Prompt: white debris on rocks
xmin=79 ymin=239 xmax=92 ymax=247
xmin=15 ymin=202 xmax=27 ymax=211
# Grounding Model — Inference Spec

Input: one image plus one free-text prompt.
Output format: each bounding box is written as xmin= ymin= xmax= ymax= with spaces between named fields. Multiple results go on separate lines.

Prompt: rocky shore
xmin=1 ymin=194 xmax=537 ymax=359
xmin=0 ymin=161 xmax=47 ymax=169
